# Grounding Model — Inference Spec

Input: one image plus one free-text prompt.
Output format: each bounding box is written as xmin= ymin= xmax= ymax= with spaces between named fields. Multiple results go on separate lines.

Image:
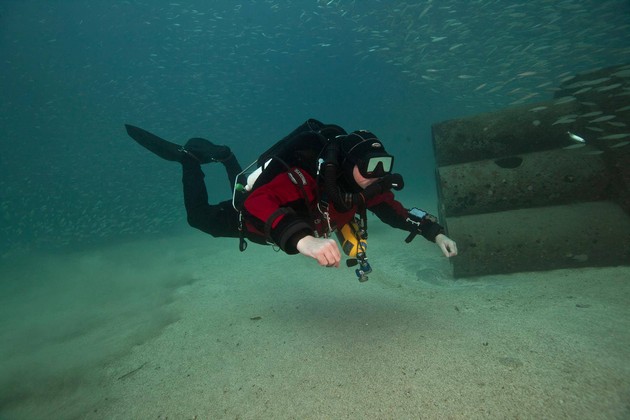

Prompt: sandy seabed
xmin=1 ymin=222 xmax=629 ymax=420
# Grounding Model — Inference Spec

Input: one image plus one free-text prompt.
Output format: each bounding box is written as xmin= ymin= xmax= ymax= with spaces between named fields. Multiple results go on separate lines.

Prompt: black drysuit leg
xmin=181 ymin=154 xmax=243 ymax=238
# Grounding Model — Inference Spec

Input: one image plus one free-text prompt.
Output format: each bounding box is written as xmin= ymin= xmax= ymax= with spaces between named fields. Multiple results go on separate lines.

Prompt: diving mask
xmin=357 ymin=153 xmax=394 ymax=178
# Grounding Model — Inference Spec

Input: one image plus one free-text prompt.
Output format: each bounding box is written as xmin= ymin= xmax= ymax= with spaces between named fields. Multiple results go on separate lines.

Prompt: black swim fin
xmin=125 ymin=124 xmax=183 ymax=162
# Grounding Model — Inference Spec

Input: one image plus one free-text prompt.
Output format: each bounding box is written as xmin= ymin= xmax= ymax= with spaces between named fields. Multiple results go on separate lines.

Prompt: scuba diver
xmin=124 ymin=119 xmax=457 ymax=280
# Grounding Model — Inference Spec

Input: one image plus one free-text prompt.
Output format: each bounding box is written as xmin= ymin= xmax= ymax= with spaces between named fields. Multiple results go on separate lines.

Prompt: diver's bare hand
xmin=296 ymin=235 xmax=341 ymax=267
xmin=435 ymin=234 xmax=458 ymax=258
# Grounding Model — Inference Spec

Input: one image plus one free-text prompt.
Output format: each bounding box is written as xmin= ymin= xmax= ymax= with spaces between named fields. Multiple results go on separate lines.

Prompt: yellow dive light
xmin=336 ymin=219 xmax=367 ymax=257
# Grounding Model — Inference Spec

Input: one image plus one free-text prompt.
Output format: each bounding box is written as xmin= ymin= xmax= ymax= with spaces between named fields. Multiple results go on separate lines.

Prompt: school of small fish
xmin=0 ymin=0 xmax=629 ymax=256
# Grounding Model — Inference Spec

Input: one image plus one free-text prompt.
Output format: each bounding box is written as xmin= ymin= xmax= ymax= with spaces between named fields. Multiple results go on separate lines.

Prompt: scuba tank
xmin=232 ymin=119 xmax=346 ymax=208
xmin=336 ymin=216 xmax=372 ymax=282
xmin=244 ymin=159 xmax=272 ymax=191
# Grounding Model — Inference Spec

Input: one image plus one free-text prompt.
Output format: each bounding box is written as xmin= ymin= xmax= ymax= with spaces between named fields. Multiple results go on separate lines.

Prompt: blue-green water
xmin=1 ymin=2 xmax=630 ymax=418
xmin=1 ymin=0 xmax=629 ymax=256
